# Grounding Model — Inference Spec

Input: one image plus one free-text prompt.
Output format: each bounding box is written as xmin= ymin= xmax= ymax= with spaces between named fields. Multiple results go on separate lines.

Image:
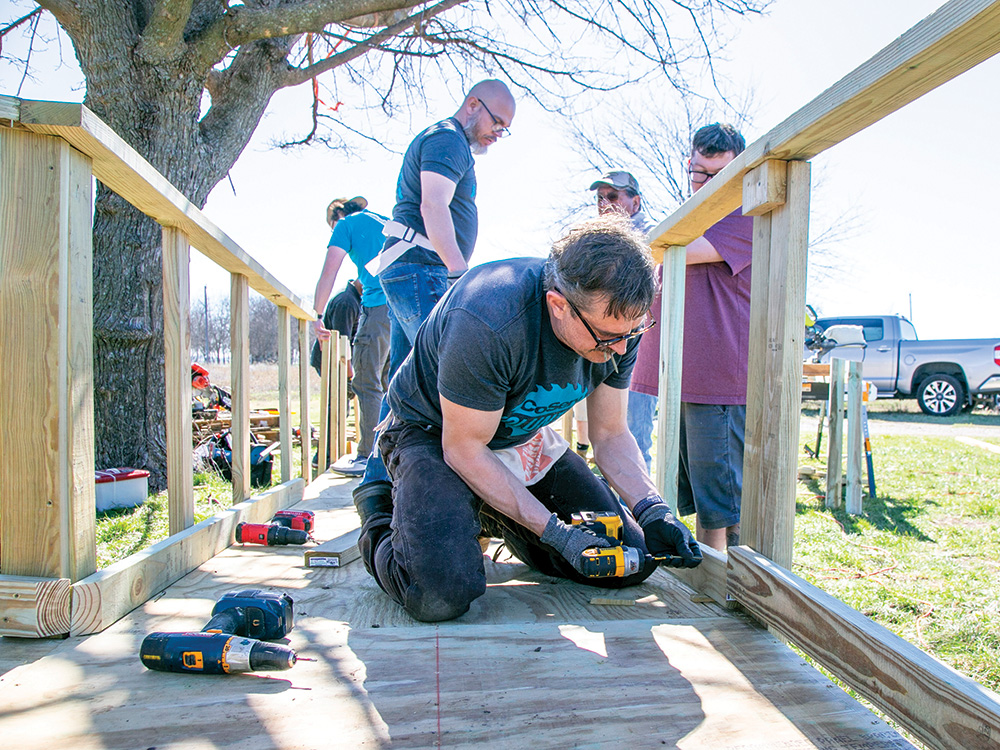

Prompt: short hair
xmin=326 ymin=197 xmax=366 ymax=226
xmin=544 ymin=215 xmax=656 ymax=320
xmin=692 ymin=123 xmax=746 ymax=158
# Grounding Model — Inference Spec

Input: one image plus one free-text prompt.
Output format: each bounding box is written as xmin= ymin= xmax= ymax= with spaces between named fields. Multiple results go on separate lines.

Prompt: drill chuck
xmin=140 ymin=632 xmax=297 ymax=674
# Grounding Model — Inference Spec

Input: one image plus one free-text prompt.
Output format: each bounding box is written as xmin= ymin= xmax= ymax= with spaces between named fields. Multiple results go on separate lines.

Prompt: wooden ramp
xmin=0 ymin=474 xmax=914 ymax=749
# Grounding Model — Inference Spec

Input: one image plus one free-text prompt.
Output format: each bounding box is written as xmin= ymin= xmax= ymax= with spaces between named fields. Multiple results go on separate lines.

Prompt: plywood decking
xmin=0 ymin=474 xmax=914 ymax=749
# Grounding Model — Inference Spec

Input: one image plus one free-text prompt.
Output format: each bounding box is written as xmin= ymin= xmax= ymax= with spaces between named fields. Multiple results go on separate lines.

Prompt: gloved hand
xmin=636 ymin=498 xmax=702 ymax=569
xmin=539 ymin=514 xmax=613 ymax=576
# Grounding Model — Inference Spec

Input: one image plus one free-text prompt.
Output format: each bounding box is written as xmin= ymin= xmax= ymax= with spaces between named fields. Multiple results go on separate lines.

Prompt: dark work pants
xmin=358 ymin=421 xmax=658 ymax=622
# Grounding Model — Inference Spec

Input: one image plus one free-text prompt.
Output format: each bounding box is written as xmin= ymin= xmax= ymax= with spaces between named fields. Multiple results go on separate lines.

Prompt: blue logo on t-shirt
xmin=501 ymin=383 xmax=588 ymax=440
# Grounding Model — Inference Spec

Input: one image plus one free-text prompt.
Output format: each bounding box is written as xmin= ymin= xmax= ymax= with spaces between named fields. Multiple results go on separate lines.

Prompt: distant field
xmin=206 ymin=362 xmax=324 ymax=422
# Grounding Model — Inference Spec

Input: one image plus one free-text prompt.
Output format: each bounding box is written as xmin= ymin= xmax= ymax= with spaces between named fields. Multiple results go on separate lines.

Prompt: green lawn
xmin=795 ymin=433 xmax=1000 ymax=692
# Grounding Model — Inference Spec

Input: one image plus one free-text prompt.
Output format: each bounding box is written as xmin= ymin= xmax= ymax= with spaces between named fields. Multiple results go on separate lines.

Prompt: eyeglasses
xmin=688 ymin=169 xmax=718 ymax=184
xmin=597 ymin=191 xmax=621 ymax=203
xmin=555 ymin=287 xmax=656 ymax=349
xmin=478 ymin=99 xmax=511 ymax=138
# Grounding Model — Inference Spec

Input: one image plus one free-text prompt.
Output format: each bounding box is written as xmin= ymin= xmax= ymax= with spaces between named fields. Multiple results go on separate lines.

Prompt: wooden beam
xmin=70 ymin=479 xmax=304 ymax=635
xmin=278 ymin=306 xmax=292 ymax=484
xmin=299 ymin=319 xmax=312 ymax=484
xmin=649 ymin=0 xmax=1000 ymax=255
xmin=337 ymin=334 xmax=350 ymax=459
xmin=741 ymin=161 xmax=811 ymax=569
xmin=304 ymin=528 xmax=362 ymax=568
xmin=826 ymin=358 xmax=846 ymax=508
xmin=665 ymin=543 xmax=729 ymax=608
xmin=230 ymin=274 xmax=251 ymax=503
xmin=742 ymin=159 xmax=787 ymax=217
xmin=654 ymin=247 xmax=686 ymax=512
xmin=2 ymin=96 xmax=313 ymax=322
xmin=0 ymin=129 xmax=96 ymax=581
xmin=162 ymin=227 xmax=194 ymax=535
xmin=846 ymin=361 xmax=865 ymax=515
xmin=0 ymin=576 xmax=71 ymax=638
xmin=318 ymin=339 xmax=332 ymax=473
xmin=728 ymin=545 xmax=1000 ymax=750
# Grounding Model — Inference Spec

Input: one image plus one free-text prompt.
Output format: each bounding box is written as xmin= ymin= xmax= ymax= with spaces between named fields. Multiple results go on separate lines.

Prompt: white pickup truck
xmin=808 ymin=314 xmax=1000 ymax=417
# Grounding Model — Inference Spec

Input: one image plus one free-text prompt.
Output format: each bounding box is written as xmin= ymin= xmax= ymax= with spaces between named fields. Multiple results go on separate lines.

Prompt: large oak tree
xmin=4 ymin=0 xmax=765 ymax=489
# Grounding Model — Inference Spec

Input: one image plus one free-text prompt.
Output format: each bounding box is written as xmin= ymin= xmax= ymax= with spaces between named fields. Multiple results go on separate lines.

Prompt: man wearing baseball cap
xmin=589 ymin=170 xmax=659 ymax=471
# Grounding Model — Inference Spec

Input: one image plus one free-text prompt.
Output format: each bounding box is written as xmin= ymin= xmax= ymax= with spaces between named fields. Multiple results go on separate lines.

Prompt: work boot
xmin=353 ymin=480 xmax=394 ymax=524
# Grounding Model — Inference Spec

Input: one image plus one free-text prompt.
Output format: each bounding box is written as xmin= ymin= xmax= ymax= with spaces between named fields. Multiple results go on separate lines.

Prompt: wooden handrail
xmin=0 ymin=95 xmax=314 ymax=322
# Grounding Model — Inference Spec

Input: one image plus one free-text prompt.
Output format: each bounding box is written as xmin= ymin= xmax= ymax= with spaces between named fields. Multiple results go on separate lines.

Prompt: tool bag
xmin=208 ymin=430 xmax=274 ymax=489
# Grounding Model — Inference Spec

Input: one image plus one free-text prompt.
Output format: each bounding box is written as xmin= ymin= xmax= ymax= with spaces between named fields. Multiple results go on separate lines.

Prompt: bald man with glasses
xmin=353 ymin=217 xmax=701 ymax=623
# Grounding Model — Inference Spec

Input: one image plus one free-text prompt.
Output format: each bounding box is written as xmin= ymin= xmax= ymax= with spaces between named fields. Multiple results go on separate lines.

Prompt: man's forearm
xmin=591 ymin=431 xmax=658 ymax=510
xmin=441 ymin=443 xmax=552 ymax=536
xmin=421 ymin=200 xmax=467 ymax=273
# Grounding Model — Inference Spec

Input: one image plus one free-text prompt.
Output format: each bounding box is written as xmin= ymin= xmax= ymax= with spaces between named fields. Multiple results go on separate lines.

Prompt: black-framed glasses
xmin=555 ymin=287 xmax=656 ymax=348
xmin=478 ymin=99 xmax=511 ymax=138
xmin=688 ymin=169 xmax=718 ymax=184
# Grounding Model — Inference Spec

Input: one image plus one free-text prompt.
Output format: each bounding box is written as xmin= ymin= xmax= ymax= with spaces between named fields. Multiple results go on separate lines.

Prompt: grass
xmin=794 ymin=430 xmax=1000 ymax=693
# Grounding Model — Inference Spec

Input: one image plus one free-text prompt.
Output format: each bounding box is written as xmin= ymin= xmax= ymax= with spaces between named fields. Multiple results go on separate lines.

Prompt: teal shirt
xmin=329 ymin=209 xmax=388 ymax=308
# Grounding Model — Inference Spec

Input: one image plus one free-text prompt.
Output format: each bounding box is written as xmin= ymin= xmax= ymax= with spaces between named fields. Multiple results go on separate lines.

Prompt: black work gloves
xmin=539 ymin=514 xmax=612 ymax=576
xmin=636 ymin=498 xmax=702 ymax=569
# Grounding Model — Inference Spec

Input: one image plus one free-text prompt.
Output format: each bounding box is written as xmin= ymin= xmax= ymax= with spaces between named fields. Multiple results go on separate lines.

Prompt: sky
xmin=2 ymin=0 xmax=998 ymax=340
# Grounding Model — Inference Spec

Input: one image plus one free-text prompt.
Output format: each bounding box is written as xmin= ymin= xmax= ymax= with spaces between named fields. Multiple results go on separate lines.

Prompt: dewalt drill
xmin=140 ymin=589 xmax=298 ymax=675
xmin=571 ymin=510 xmax=682 ymax=577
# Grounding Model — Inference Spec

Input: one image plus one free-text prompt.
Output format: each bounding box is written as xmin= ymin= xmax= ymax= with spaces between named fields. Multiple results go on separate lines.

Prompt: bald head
xmin=456 ymin=79 xmax=515 ymax=155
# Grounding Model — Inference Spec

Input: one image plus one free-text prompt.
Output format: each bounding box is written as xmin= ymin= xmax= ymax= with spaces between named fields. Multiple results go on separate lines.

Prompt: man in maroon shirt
xmin=677 ymin=123 xmax=753 ymax=551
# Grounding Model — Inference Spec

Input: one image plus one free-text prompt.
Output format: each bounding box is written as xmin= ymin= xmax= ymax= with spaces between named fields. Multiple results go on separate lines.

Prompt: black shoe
xmin=352 ymin=480 xmax=394 ymax=523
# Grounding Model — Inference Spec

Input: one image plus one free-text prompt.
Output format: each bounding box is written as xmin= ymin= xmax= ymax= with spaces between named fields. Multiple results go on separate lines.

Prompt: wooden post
xmin=561 ymin=412 xmax=574 ymax=444
xmin=0 ymin=129 xmax=96 ymax=581
xmin=277 ymin=306 xmax=292 ymax=484
xmin=655 ymin=246 xmax=686 ymax=512
xmin=230 ymin=274 xmax=251 ymax=503
xmin=337 ymin=334 xmax=350 ymax=459
xmin=299 ymin=319 xmax=312 ymax=483
xmin=741 ymin=160 xmax=810 ymax=569
xmin=846 ymin=361 xmax=864 ymax=515
xmin=162 ymin=227 xmax=194 ymax=534
xmin=826 ymin=358 xmax=845 ymax=509
xmin=318 ymin=339 xmax=332 ymax=473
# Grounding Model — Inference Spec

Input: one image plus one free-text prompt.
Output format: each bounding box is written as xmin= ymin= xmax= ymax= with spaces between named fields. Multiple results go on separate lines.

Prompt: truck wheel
xmin=917 ymin=374 xmax=964 ymax=417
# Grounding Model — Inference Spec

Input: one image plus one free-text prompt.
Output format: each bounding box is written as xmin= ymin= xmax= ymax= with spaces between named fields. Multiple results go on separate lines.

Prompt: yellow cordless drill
xmin=571 ymin=511 xmax=642 ymax=578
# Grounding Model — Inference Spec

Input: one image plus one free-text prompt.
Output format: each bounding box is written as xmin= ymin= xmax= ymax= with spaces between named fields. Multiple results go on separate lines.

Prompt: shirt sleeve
xmin=436 ymin=309 xmax=514 ymax=412
xmin=420 ymin=130 xmax=473 ymax=185
xmin=703 ymin=208 xmax=754 ymax=276
xmin=329 ymin=217 xmax=352 ymax=251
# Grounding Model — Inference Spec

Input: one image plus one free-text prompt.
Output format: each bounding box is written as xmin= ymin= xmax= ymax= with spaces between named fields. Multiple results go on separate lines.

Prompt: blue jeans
xmin=626 ymin=391 xmax=657 ymax=472
xmin=359 ymin=263 xmax=450 ymax=486
xmin=677 ymin=402 xmax=746 ymax=529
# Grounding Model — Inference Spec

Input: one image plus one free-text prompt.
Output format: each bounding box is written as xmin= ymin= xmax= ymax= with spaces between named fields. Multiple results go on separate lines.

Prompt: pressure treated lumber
xmin=648 ymin=0 xmax=1000 ymax=255
xmin=0 ymin=576 xmax=71 ymax=637
xmin=304 ymin=528 xmax=361 ymax=568
xmin=654 ymin=246 xmax=685 ymax=511
xmin=846 ymin=361 xmax=865 ymax=514
xmin=69 ymin=479 xmax=304 ymax=635
xmin=728 ymin=545 xmax=1000 ymax=750
xmin=278 ymin=306 xmax=293 ymax=483
xmin=0 ymin=95 xmax=313 ymax=322
xmin=665 ymin=542 xmax=729 ymax=608
xmin=742 ymin=159 xmax=787 ymax=216
xmin=162 ymin=227 xmax=194 ymax=535
xmin=0 ymin=128 xmax=96 ymax=581
xmin=741 ymin=161 xmax=811 ymax=569
xmin=826 ymin=358 xmax=846 ymax=507
xmin=299 ymin=319 xmax=312 ymax=484
xmin=230 ymin=273 xmax=251 ymax=503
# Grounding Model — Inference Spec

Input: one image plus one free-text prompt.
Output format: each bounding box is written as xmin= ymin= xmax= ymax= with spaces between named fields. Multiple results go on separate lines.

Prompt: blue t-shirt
xmin=328 ymin=209 xmax=388 ymax=308
xmin=387 ymin=117 xmax=478 ymax=266
xmin=388 ymin=258 xmax=640 ymax=450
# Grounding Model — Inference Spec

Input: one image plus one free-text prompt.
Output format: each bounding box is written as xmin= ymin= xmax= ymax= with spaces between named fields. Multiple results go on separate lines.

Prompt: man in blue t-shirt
xmin=355 ymin=80 xmax=516 ymax=490
xmin=354 ymin=218 xmax=702 ymax=623
xmin=313 ymin=196 xmax=391 ymax=474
